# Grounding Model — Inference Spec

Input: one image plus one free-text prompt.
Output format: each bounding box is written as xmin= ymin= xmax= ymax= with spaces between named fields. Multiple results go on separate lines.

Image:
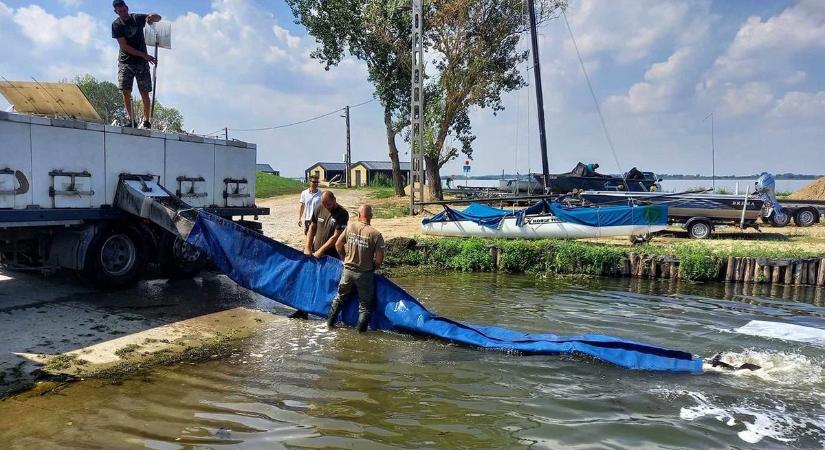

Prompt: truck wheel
xmin=769 ymin=211 xmax=790 ymax=227
xmin=158 ymin=232 xmax=208 ymax=279
xmin=793 ymin=208 xmax=819 ymax=227
xmin=83 ymin=225 xmax=147 ymax=288
xmin=687 ymin=220 xmax=712 ymax=239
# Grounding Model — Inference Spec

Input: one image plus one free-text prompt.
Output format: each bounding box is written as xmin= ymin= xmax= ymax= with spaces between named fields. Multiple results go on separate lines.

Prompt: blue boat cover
xmin=549 ymin=203 xmax=668 ymax=227
xmin=423 ymin=200 xmax=667 ymax=229
xmin=187 ymin=211 xmax=702 ymax=373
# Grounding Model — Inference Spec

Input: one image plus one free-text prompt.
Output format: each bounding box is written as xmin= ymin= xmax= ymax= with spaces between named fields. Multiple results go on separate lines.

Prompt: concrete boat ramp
xmin=0 ymin=269 xmax=293 ymax=397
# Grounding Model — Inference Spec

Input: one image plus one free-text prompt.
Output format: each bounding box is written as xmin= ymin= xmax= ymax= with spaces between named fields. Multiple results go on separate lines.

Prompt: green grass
xmin=256 ymin=172 xmax=306 ymax=198
xmin=384 ymin=237 xmax=823 ymax=281
xmin=373 ymin=203 xmax=410 ymax=219
xmin=369 ymin=187 xmax=396 ymax=199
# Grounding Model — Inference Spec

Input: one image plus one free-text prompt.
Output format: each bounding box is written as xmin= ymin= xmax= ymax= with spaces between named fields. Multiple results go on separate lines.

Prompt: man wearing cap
xmin=111 ymin=1 xmax=161 ymax=129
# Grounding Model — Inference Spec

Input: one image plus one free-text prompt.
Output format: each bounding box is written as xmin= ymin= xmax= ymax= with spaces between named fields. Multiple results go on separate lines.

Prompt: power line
xmin=227 ymin=97 xmax=376 ymax=132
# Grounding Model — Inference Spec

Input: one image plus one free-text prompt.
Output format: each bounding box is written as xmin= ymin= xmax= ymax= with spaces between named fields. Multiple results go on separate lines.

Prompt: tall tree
xmin=418 ymin=0 xmax=566 ymax=199
xmin=74 ymin=74 xmax=184 ymax=132
xmin=286 ymin=0 xmax=412 ymax=197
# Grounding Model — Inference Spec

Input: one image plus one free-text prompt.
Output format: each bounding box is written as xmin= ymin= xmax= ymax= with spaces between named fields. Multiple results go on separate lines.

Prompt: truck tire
xmin=158 ymin=231 xmax=208 ymax=279
xmin=793 ymin=208 xmax=819 ymax=227
xmin=687 ymin=220 xmax=712 ymax=239
xmin=83 ymin=224 xmax=147 ymax=288
xmin=769 ymin=211 xmax=791 ymax=227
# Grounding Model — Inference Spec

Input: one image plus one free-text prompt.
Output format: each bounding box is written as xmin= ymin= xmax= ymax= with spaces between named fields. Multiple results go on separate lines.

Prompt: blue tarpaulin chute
xmin=423 ymin=200 xmax=667 ymax=229
xmin=187 ymin=211 xmax=702 ymax=373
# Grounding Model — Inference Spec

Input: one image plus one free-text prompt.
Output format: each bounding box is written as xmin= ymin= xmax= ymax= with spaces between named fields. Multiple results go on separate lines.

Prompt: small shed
xmin=349 ymin=161 xmax=413 ymax=187
xmin=305 ymin=162 xmax=347 ymax=183
xmin=256 ymin=164 xmax=279 ymax=176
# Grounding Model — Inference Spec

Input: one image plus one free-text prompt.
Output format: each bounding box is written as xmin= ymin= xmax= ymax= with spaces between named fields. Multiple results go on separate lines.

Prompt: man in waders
xmin=327 ymin=204 xmax=385 ymax=332
xmin=111 ymin=0 xmax=161 ymax=128
xmin=289 ymin=191 xmax=349 ymax=320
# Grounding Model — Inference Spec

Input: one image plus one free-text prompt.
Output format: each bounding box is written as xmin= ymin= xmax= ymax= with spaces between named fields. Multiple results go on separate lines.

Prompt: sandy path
xmin=257 ymin=188 xmax=424 ymax=249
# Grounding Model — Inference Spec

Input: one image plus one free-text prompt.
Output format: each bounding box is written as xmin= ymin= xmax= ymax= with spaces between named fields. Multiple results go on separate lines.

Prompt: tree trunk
xmin=384 ymin=108 xmax=406 ymax=197
xmin=424 ymin=154 xmax=443 ymax=200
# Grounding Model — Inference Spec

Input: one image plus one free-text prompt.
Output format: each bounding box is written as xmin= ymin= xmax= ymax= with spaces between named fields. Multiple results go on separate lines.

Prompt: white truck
xmin=0 ymin=111 xmax=268 ymax=287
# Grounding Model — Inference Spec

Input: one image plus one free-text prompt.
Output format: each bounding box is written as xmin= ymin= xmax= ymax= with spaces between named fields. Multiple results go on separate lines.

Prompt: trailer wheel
xmin=629 ymin=233 xmax=653 ymax=245
xmin=769 ymin=211 xmax=790 ymax=227
xmin=793 ymin=208 xmax=819 ymax=227
xmin=687 ymin=220 xmax=712 ymax=239
xmin=158 ymin=232 xmax=208 ymax=279
xmin=83 ymin=224 xmax=147 ymax=288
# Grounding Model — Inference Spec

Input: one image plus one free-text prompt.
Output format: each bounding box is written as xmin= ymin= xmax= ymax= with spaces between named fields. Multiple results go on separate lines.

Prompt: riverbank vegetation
xmin=384 ymin=237 xmax=823 ymax=282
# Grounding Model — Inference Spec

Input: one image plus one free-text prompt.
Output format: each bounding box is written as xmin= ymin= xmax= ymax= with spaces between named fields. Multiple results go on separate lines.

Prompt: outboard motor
xmin=754 ymin=172 xmax=788 ymax=226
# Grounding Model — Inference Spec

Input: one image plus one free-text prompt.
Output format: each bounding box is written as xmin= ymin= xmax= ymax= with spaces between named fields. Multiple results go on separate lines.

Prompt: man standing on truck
xmin=111 ymin=1 xmax=161 ymax=129
xmin=327 ymin=204 xmax=385 ymax=332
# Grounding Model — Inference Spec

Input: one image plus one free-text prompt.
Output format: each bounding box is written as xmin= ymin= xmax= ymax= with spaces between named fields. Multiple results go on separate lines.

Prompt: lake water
xmin=452 ymin=178 xmax=814 ymax=194
xmin=1 ymin=274 xmax=824 ymax=449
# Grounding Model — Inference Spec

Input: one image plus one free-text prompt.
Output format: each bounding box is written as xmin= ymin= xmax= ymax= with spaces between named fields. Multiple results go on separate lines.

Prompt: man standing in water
xmin=111 ymin=1 xmax=161 ymax=129
xmin=328 ymin=204 xmax=385 ymax=332
xmin=298 ymin=175 xmax=321 ymax=235
xmin=289 ymin=191 xmax=348 ymax=319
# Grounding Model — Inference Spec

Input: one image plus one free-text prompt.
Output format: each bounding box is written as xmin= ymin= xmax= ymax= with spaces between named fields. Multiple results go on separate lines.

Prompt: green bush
xmin=447 ymin=239 xmax=493 ymax=272
xmin=371 ymin=173 xmax=394 ymax=188
xmin=499 ymin=240 xmax=545 ymax=273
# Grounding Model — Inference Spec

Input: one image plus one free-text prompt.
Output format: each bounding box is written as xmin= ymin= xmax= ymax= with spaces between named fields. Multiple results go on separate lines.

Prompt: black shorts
xmin=118 ymin=62 xmax=152 ymax=93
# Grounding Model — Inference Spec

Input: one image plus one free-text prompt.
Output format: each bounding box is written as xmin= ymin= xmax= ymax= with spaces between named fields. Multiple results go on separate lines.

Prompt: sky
xmin=0 ymin=0 xmax=823 ymax=178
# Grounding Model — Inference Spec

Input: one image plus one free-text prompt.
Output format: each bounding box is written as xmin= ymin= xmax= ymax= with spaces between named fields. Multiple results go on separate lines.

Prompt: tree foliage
xmin=289 ymin=0 xmax=566 ymax=200
xmin=286 ymin=0 xmax=412 ymax=196
xmin=74 ymin=74 xmax=184 ymax=132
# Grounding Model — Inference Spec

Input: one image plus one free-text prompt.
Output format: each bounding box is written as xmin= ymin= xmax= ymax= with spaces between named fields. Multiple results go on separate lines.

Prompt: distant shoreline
xmin=441 ymin=174 xmax=823 ymax=181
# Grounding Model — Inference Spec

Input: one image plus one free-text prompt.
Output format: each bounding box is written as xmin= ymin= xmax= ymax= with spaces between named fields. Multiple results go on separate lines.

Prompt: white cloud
xmin=721 ymin=82 xmax=774 ymax=116
xmin=58 ymin=0 xmax=83 ymax=8
xmin=12 ymin=5 xmax=98 ymax=46
xmin=703 ymin=0 xmax=825 ymax=88
xmin=273 ymin=25 xmax=301 ymax=49
xmin=562 ymin=0 xmax=694 ymax=64
xmin=769 ymin=90 xmax=825 ymax=119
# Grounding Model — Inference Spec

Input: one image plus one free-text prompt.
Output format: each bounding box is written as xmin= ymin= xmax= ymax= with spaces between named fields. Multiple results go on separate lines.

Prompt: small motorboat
xmin=421 ymin=200 xmax=668 ymax=239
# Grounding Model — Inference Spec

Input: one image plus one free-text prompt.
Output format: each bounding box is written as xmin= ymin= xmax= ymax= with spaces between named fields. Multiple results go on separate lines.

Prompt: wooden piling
xmin=807 ymin=259 xmax=817 ymax=286
xmin=771 ymin=262 xmax=781 ymax=285
xmin=817 ymin=258 xmax=825 ymax=287
xmin=801 ymin=261 xmax=809 ymax=285
xmin=743 ymin=258 xmax=753 ymax=284
xmin=649 ymin=257 xmax=658 ymax=279
xmin=793 ymin=262 xmax=803 ymax=285
xmin=784 ymin=261 xmax=794 ymax=285
xmin=763 ymin=264 xmax=771 ymax=285
xmin=622 ymin=257 xmax=631 ymax=277
xmin=725 ymin=256 xmax=735 ymax=282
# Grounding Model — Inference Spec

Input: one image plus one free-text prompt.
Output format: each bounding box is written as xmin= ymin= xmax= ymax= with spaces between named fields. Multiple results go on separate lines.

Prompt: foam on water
xmin=655 ymin=389 xmax=825 ymax=445
xmin=735 ymin=320 xmax=825 ymax=347
xmin=702 ymin=349 xmax=824 ymax=387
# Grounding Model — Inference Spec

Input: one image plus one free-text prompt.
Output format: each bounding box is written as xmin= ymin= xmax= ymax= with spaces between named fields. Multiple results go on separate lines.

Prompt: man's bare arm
xmin=297 ymin=204 xmax=304 ymax=227
xmin=374 ymin=248 xmax=385 ymax=270
xmin=335 ymin=232 xmax=346 ymax=258
xmin=315 ymin=228 xmax=343 ymax=257
xmin=116 ymin=37 xmax=156 ymax=64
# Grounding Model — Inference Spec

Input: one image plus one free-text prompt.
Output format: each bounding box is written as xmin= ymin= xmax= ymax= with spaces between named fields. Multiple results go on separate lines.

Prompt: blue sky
xmin=1 ymin=0 xmax=823 ymax=178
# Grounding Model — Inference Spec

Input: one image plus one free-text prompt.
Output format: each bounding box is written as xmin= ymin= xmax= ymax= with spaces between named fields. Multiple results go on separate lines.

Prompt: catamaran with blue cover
xmin=421 ymin=200 xmax=668 ymax=239
xmin=187 ymin=211 xmax=702 ymax=373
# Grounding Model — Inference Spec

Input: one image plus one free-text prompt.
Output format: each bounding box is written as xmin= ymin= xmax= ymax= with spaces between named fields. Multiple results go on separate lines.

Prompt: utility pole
xmin=409 ymin=0 xmax=425 ymax=214
xmin=704 ymin=112 xmax=715 ymax=190
xmin=344 ymin=105 xmax=351 ymax=188
xmin=527 ymin=0 xmax=550 ymax=190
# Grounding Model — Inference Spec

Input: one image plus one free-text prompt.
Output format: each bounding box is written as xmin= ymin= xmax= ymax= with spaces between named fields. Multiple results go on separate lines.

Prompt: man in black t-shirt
xmin=289 ymin=191 xmax=349 ymax=320
xmin=305 ymin=191 xmax=349 ymax=260
xmin=111 ymin=1 xmax=162 ymax=129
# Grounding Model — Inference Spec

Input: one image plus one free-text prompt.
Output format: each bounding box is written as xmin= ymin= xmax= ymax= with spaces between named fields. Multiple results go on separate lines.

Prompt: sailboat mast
xmin=527 ymin=0 xmax=550 ymax=188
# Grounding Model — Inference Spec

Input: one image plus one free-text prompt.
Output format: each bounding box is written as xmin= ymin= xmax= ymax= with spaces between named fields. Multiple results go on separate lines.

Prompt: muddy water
xmin=1 ymin=274 xmax=824 ymax=449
